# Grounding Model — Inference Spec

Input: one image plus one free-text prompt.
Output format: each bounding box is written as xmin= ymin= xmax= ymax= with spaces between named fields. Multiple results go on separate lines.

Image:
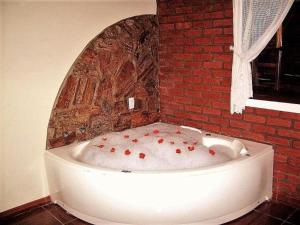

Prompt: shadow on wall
xmin=47 ymin=15 xmax=160 ymax=149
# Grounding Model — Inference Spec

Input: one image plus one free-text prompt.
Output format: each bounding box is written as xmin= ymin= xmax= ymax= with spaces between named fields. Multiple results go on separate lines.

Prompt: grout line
xmin=282 ymin=208 xmax=298 ymax=225
xmin=42 ymin=206 xmax=64 ymax=225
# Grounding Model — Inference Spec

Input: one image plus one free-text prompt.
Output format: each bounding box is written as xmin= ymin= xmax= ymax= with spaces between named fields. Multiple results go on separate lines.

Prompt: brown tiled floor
xmin=1 ymin=201 xmax=299 ymax=225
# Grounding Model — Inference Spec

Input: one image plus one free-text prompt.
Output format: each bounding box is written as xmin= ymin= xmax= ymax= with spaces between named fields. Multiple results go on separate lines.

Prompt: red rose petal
xmin=102 ymin=137 xmax=107 ymax=141
xmin=139 ymin=153 xmax=146 ymax=159
xmin=170 ymin=141 xmax=175 ymax=145
xmin=158 ymin=138 xmax=164 ymax=144
xmin=144 ymin=133 xmax=150 ymax=136
xmin=176 ymin=149 xmax=181 ymax=154
xmin=96 ymin=144 xmax=104 ymax=148
xmin=132 ymin=139 xmax=138 ymax=143
xmin=209 ymin=149 xmax=216 ymax=156
xmin=124 ymin=135 xmax=129 ymax=139
xmin=176 ymin=130 xmax=181 ymax=134
xmin=153 ymin=129 xmax=160 ymax=134
xmin=110 ymin=147 xmax=116 ymax=152
xmin=188 ymin=146 xmax=195 ymax=151
xmin=124 ymin=149 xmax=131 ymax=155
xmin=183 ymin=141 xmax=188 ymax=145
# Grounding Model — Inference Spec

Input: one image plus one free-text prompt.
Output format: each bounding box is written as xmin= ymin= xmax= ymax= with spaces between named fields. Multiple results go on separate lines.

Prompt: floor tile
xmin=65 ymin=219 xmax=92 ymax=225
xmin=287 ymin=209 xmax=300 ymax=224
xmin=254 ymin=201 xmax=296 ymax=221
xmin=248 ymin=213 xmax=283 ymax=225
xmin=223 ymin=210 xmax=262 ymax=224
xmin=43 ymin=203 xmax=76 ymax=224
xmin=3 ymin=207 xmax=61 ymax=225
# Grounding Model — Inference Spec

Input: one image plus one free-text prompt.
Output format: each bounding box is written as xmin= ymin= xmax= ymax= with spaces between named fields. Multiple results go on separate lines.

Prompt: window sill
xmin=246 ymin=99 xmax=300 ymax=114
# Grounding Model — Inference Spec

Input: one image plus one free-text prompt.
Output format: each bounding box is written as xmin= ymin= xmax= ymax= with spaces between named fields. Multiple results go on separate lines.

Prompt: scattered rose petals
xmin=144 ymin=133 xmax=150 ymax=136
xmin=183 ymin=141 xmax=188 ymax=145
xmin=124 ymin=135 xmax=129 ymax=139
xmin=102 ymin=137 xmax=107 ymax=141
xmin=139 ymin=153 xmax=146 ymax=159
xmin=124 ymin=149 xmax=131 ymax=155
xmin=176 ymin=130 xmax=181 ymax=134
xmin=110 ymin=147 xmax=116 ymax=152
xmin=158 ymin=138 xmax=164 ymax=144
xmin=153 ymin=129 xmax=160 ymax=134
xmin=188 ymin=146 xmax=195 ymax=151
xmin=176 ymin=149 xmax=181 ymax=154
xmin=132 ymin=139 xmax=138 ymax=143
xmin=209 ymin=149 xmax=216 ymax=156
xmin=170 ymin=141 xmax=175 ymax=145
xmin=193 ymin=142 xmax=198 ymax=145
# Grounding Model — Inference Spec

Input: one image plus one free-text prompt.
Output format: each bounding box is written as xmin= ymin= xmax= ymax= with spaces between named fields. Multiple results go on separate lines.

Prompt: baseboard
xmin=0 ymin=196 xmax=51 ymax=220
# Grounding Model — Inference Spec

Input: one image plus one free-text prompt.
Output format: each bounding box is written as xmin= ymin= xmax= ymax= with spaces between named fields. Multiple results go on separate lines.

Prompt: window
xmin=251 ymin=1 xmax=300 ymax=105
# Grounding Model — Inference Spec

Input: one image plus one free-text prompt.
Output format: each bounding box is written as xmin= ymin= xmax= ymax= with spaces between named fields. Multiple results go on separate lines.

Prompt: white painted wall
xmin=0 ymin=0 xmax=156 ymax=212
xmin=0 ymin=0 xmax=4 ymax=211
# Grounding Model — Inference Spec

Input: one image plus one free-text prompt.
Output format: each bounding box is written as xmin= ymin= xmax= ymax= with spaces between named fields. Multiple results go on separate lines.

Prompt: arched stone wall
xmin=47 ymin=15 xmax=159 ymax=149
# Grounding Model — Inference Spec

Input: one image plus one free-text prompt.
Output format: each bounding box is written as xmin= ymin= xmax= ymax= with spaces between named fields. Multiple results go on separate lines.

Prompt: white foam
xmin=77 ymin=122 xmax=232 ymax=171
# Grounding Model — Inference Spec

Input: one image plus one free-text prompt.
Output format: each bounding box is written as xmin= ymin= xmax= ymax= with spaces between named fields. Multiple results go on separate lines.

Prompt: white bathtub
xmin=44 ymin=130 xmax=274 ymax=225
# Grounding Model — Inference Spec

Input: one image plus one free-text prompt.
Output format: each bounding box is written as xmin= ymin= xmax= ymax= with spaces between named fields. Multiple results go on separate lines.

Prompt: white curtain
xmin=231 ymin=0 xmax=294 ymax=114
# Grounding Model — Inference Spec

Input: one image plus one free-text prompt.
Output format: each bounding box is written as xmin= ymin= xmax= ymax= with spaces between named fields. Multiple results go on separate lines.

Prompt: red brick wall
xmin=158 ymin=0 xmax=300 ymax=207
xmin=47 ymin=15 xmax=159 ymax=149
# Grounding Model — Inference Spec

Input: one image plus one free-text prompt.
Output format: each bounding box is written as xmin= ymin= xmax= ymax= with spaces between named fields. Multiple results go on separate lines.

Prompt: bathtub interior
xmin=73 ymin=122 xmax=249 ymax=171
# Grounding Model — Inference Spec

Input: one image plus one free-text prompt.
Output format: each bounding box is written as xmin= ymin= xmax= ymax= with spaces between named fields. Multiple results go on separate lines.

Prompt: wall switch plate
xmin=128 ymin=97 xmax=135 ymax=109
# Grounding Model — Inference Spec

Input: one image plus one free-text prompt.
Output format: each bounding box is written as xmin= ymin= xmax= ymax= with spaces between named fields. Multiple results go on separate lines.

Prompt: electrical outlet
xmin=128 ymin=97 xmax=135 ymax=109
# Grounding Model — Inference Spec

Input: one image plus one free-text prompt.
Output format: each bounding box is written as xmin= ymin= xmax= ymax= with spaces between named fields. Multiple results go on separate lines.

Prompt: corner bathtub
xmin=45 ymin=131 xmax=274 ymax=225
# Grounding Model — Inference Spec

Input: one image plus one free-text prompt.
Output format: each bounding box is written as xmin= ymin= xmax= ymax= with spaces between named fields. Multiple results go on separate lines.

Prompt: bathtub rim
xmin=45 ymin=133 xmax=274 ymax=176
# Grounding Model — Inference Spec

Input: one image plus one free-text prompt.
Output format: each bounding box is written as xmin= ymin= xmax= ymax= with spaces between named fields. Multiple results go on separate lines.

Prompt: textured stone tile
xmin=43 ymin=204 xmax=76 ymax=224
xmin=255 ymin=201 xmax=296 ymax=220
xmin=4 ymin=207 xmax=61 ymax=225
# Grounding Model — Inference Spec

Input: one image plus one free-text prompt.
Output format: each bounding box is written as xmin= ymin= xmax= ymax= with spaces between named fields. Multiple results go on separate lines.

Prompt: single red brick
xmin=174 ymin=53 xmax=194 ymax=61
xmin=214 ymin=54 xmax=232 ymax=62
xmin=184 ymin=46 xmax=202 ymax=53
xmin=266 ymin=136 xmax=290 ymax=146
xmin=189 ymin=113 xmax=209 ymax=122
xmin=212 ymin=69 xmax=231 ymax=77
xmin=280 ymin=112 xmax=300 ymax=121
xmin=230 ymin=120 xmax=251 ymax=130
xmin=252 ymin=124 xmax=276 ymax=134
xmin=202 ymin=45 xmax=223 ymax=53
xmin=242 ymin=131 xmax=265 ymax=142
xmin=203 ymin=28 xmax=223 ymax=35
xmin=224 ymin=27 xmax=233 ymax=34
xmin=175 ymin=6 xmax=193 ymax=14
xmin=277 ymin=128 xmax=300 ymax=140
xmin=267 ymin=117 xmax=291 ymax=128
xmin=293 ymin=140 xmax=300 ymax=149
xmin=294 ymin=121 xmax=300 ymax=130
xmin=202 ymin=124 xmax=221 ymax=133
xmin=203 ymin=61 xmax=223 ymax=69
xmin=194 ymin=37 xmax=212 ymax=45
xmin=244 ymin=114 xmax=266 ymax=124
xmin=275 ymin=146 xmax=300 ymax=157
xmin=214 ymin=36 xmax=233 ymax=44
xmin=205 ymin=11 xmax=224 ymax=19
xmin=209 ymin=117 xmax=229 ymax=126
xmin=176 ymin=22 xmax=192 ymax=30
xmin=255 ymin=108 xmax=280 ymax=116
xmin=160 ymin=23 xmax=175 ymax=31
xmin=194 ymin=53 xmax=213 ymax=61
xmin=221 ymin=127 xmax=241 ymax=137
xmin=203 ymin=107 xmax=221 ymax=116
xmin=213 ymin=19 xmax=232 ymax=27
